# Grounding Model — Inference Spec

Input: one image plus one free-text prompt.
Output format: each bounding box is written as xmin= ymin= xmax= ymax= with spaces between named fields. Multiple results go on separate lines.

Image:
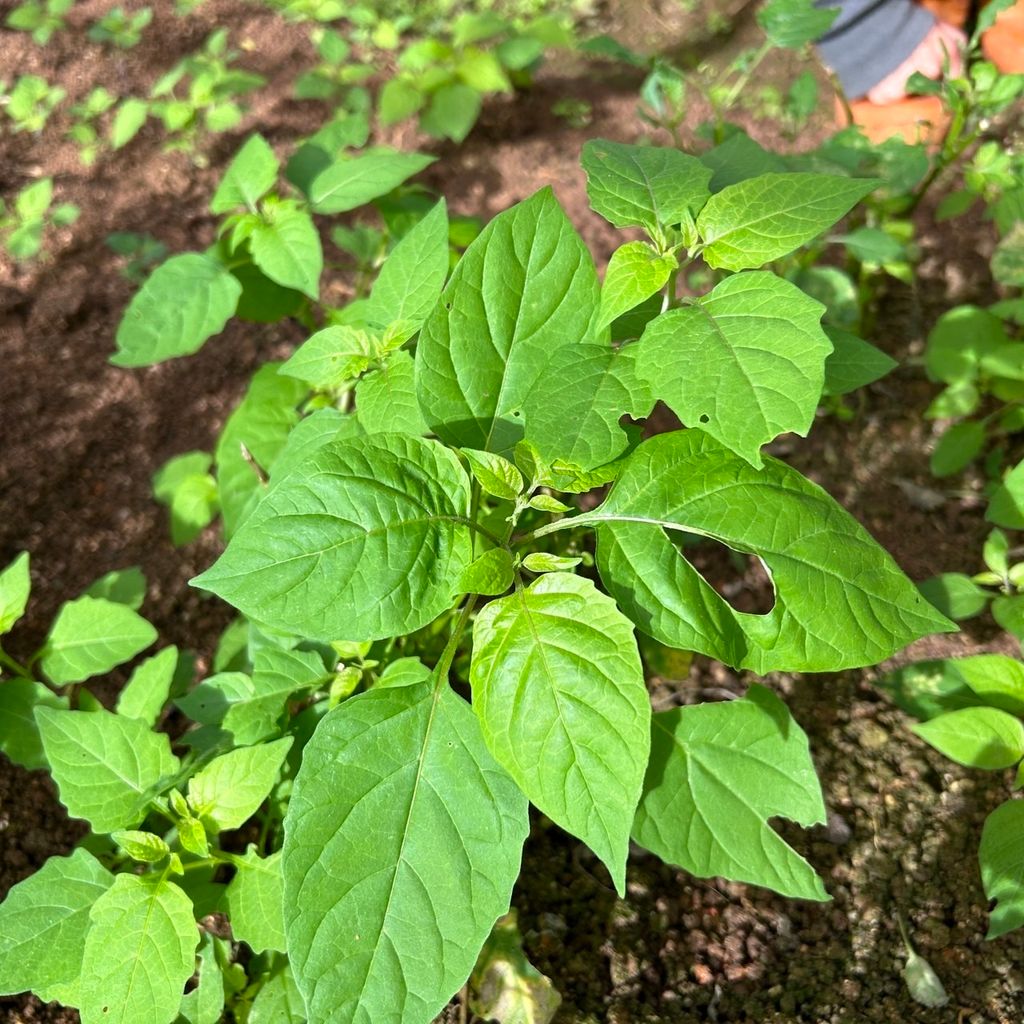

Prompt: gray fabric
xmin=815 ymin=0 xmax=937 ymax=97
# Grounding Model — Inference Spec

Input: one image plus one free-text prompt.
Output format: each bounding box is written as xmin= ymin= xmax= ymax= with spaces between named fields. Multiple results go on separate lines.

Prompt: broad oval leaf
xmin=633 ymin=685 xmax=828 ymax=900
xmin=589 ymin=431 xmax=953 ymax=672
xmin=249 ymin=202 xmax=322 ymax=299
xmin=356 ymin=351 xmax=427 ymax=436
xmin=36 ymin=707 xmax=180 ymax=832
xmin=79 ymin=874 xmax=198 ymax=1024
xmin=0 ymin=551 xmax=30 ymax=635
xmin=210 ymin=134 xmax=279 ymax=214
xmin=635 ymin=271 xmax=831 ymax=466
xmin=193 ymin=433 xmax=474 ymax=641
xmin=696 ymin=173 xmax=879 ymax=271
xmin=470 ymin=572 xmax=650 ymax=894
xmin=226 ymin=849 xmax=286 ymax=954
xmin=912 ymin=706 xmax=1024 ymax=769
xmin=308 ymin=151 xmax=434 ymax=214
xmin=417 ymin=187 xmax=601 ymax=455
xmin=0 ymin=848 xmax=114 ymax=1004
xmin=598 ymin=241 xmax=677 ymax=329
xmin=283 ymin=682 xmax=529 ymax=1024
xmin=581 ymin=140 xmax=712 ymax=233
xmin=364 ymin=198 xmax=449 ymax=330
xmin=980 ymin=799 xmax=1024 ymax=938
xmin=41 ymin=595 xmax=157 ymax=685
xmin=112 ymin=254 xmax=241 ymax=366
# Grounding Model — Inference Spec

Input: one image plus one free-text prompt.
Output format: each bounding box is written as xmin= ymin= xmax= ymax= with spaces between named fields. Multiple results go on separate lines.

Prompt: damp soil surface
xmin=2 ymin=2 xmax=1024 ymax=1022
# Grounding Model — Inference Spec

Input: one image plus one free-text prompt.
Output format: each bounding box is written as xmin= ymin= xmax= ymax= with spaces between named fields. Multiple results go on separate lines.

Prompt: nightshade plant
xmin=37 ymin=133 xmax=952 ymax=1023
xmin=883 ymin=651 xmax=1024 ymax=939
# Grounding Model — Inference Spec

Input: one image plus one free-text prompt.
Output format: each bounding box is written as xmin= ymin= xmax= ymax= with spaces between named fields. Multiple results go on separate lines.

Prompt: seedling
xmin=1 ymin=74 xmax=65 ymax=133
xmin=105 ymin=231 xmax=169 ymax=283
xmin=0 ymin=177 xmax=78 ymax=261
xmin=883 ymin=651 xmax=1024 ymax=939
xmin=148 ymin=29 xmax=265 ymax=158
xmin=66 ymin=87 xmax=117 ymax=166
xmin=292 ymin=28 xmax=373 ymax=106
xmin=87 ymin=6 xmax=152 ymax=49
xmin=4 ymin=0 xmax=71 ymax=44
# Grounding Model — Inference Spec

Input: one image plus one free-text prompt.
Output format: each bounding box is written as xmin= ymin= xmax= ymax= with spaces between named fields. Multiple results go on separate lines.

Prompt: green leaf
xmin=36 ymin=707 xmax=179 ymax=832
xmin=912 ymin=706 xmax=1024 ymax=769
xmin=153 ymin=451 xmax=219 ymax=546
xmin=471 ymin=573 xmax=650 ymax=894
xmin=194 ymin=434 xmax=474 ymax=642
xmin=355 ymin=351 xmax=427 ymax=435
xmin=210 ymin=134 xmax=279 ymax=214
xmin=364 ymin=198 xmax=449 ymax=330
xmin=215 ymin=364 xmax=306 ymax=537
xmin=918 ymin=573 xmax=990 ymax=620
xmin=461 ymin=448 xmax=524 ymax=500
xmin=925 ymin=306 xmax=1008 ymax=385
xmin=226 ymin=849 xmax=286 ymax=953
xmin=417 ymin=188 xmax=601 ymax=454
xmin=581 ymin=140 xmax=712 ymax=234
xmin=980 ymin=799 xmax=1024 ymax=938
xmin=521 ymin=552 xmax=581 ymax=573
xmin=250 ymin=202 xmax=322 ymax=299
xmin=41 ymin=595 xmax=157 ymax=685
xmin=179 ymin=932 xmax=226 ymax=1024
xmin=420 ymin=82 xmax=481 ymax=142
xmin=836 ymin=227 xmax=904 ymax=265
xmin=249 ymin=963 xmax=304 ymax=1024
xmin=822 ymin=326 xmax=897 ymax=396
xmin=696 ymin=173 xmax=878 ymax=271
xmin=757 ymin=0 xmax=839 ymax=48
xmin=79 ymin=874 xmax=198 ymax=1024
xmin=635 ymin=272 xmax=831 ymax=465
xmin=112 ymin=254 xmax=242 ymax=366
xmin=457 ymin=548 xmax=515 ymax=596
xmin=700 ymin=131 xmax=789 ymax=192
xmin=598 ymin=242 xmax=676 ymax=329
xmin=0 ymin=678 xmax=67 ymax=770
xmin=84 ymin=565 xmax=147 ymax=609
xmin=992 ymin=223 xmax=1024 ymax=288
xmin=279 ymin=325 xmax=374 ymax=390
xmin=954 ymin=654 xmax=1024 ymax=716
xmin=523 ymin=344 xmax=652 ymax=472
xmin=378 ymin=77 xmax=425 ymax=125
xmin=0 ymin=849 xmax=114 ymax=1004
xmin=988 ymin=459 xmax=1024 ymax=529
xmin=0 ymin=551 xmax=30 ymax=635
xmin=110 ymin=97 xmax=148 ymax=148
xmin=283 ymin=682 xmax=529 ymax=1024
xmin=112 ymin=829 xmax=171 ymax=863
xmin=930 ymin=421 xmax=985 ymax=477
xmin=878 ymin=658 xmax=977 ymax=721
xmin=634 ymin=685 xmax=828 ymax=899
xmin=377 ymin=656 xmax=432 ymax=689
xmin=116 ymin=645 xmax=177 ymax=725
xmin=188 ymin=737 xmax=292 ymax=830
xmin=179 ymin=647 xmax=325 ymax=746
xmin=308 ymin=150 xmax=434 ymax=214
xmin=589 ymin=431 xmax=952 ymax=672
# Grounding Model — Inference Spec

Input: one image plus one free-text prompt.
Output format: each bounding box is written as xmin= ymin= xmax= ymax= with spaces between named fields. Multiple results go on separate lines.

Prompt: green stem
xmin=720 ymin=40 xmax=772 ymax=113
xmin=433 ymin=597 xmax=478 ymax=688
xmin=448 ymin=516 xmax=504 ymax=550
xmin=0 ymin=646 xmax=31 ymax=677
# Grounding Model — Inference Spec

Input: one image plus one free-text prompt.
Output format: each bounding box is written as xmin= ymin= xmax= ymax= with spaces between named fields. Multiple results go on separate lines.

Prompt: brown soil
xmin=2 ymin=1 xmax=1023 ymax=1022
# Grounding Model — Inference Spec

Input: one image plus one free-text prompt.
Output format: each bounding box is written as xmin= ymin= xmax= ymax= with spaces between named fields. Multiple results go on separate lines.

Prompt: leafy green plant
xmin=60 ymin=133 xmax=958 ymax=1024
xmin=0 ymin=554 xmax=324 ymax=1022
xmin=87 ymin=6 xmax=152 ymax=49
xmin=0 ymin=177 xmax=78 ymax=260
xmin=882 ymin=650 xmax=1024 ymax=938
xmin=145 ymin=29 xmax=266 ymax=159
xmin=378 ymin=12 xmax=572 ymax=142
xmin=4 ymin=0 xmax=71 ymax=44
xmin=106 ymin=231 xmax=169 ymax=282
xmin=293 ymin=28 xmax=374 ymax=105
xmin=1 ymin=73 xmax=65 ymax=133
xmin=66 ymin=87 xmax=117 ymax=166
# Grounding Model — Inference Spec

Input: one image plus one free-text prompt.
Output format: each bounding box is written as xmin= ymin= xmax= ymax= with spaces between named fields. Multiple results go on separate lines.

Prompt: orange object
xmin=982 ymin=0 xmax=1024 ymax=72
xmin=837 ymin=94 xmax=949 ymax=145
xmin=920 ymin=0 xmax=971 ymax=27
